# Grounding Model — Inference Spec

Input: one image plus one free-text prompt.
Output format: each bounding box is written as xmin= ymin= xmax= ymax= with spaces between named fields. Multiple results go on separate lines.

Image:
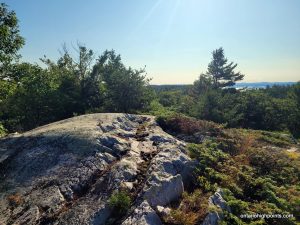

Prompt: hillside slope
xmin=1 ymin=113 xmax=299 ymax=225
xmin=157 ymin=114 xmax=300 ymax=225
xmin=0 ymin=113 xmax=193 ymax=225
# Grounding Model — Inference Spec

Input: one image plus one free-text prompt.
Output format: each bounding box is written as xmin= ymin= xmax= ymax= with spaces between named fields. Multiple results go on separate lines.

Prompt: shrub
xmin=228 ymin=199 xmax=249 ymax=215
xmin=219 ymin=211 xmax=245 ymax=225
xmin=0 ymin=123 xmax=7 ymax=137
xmin=147 ymin=100 xmax=176 ymax=117
xmin=164 ymin=190 xmax=210 ymax=225
xmin=157 ymin=114 xmax=223 ymax=137
xmin=163 ymin=117 xmax=299 ymax=224
xmin=108 ymin=191 xmax=132 ymax=215
xmin=168 ymin=210 xmax=198 ymax=225
xmin=258 ymin=131 xmax=292 ymax=147
xmin=197 ymin=176 xmax=217 ymax=192
xmin=7 ymin=193 xmax=23 ymax=207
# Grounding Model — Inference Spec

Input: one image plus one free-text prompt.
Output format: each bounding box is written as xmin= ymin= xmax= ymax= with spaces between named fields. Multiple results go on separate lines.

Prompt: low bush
xmin=228 ymin=199 xmax=249 ymax=215
xmin=164 ymin=190 xmax=210 ymax=225
xmin=219 ymin=211 xmax=245 ymax=225
xmin=108 ymin=190 xmax=132 ymax=215
xmin=7 ymin=193 xmax=23 ymax=207
xmin=258 ymin=131 xmax=292 ymax=147
xmin=0 ymin=123 xmax=7 ymax=137
xmin=156 ymin=114 xmax=223 ymax=137
xmin=185 ymin=137 xmax=300 ymax=224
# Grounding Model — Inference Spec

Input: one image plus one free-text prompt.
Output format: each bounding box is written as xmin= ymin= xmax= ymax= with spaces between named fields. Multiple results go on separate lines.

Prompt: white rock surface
xmin=0 ymin=113 xmax=192 ymax=225
xmin=202 ymin=188 xmax=231 ymax=225
xmin=122 ymin=201 xmax=162 ymax=225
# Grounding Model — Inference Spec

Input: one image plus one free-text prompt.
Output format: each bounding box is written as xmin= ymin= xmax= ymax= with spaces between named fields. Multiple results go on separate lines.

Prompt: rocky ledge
xmin=0 ymin=113 xmax=195 ymax=225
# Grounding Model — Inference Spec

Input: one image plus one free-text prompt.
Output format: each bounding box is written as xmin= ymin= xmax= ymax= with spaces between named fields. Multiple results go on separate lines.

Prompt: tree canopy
xmin=203 ymin=47 xmax=244 ymax=89
xmin=0 ymin=45 xmax=154 ymax=132
xmin=1 ymin=4 xmax=299 ymax=141
xmin=0 ymin=3 xmax=25 ymax=77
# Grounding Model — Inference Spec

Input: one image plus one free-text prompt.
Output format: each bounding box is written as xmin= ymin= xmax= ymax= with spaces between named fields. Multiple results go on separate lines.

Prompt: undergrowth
xmin=157 ymin=114 xmax=300 ymax=225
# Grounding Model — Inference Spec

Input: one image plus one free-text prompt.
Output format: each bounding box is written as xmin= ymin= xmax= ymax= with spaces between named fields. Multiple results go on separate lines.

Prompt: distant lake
xmin=234 ymin=82 xmax=297 ymax=89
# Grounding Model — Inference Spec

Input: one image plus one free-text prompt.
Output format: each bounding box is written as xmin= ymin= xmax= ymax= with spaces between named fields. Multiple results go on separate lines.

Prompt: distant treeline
xmin=151 ymin=83 xmax=300 ymax=137
xmin=152 ymin=82 xmax=297 ymax=91
xmin=151 ymin=84 xmax=192 ymax=92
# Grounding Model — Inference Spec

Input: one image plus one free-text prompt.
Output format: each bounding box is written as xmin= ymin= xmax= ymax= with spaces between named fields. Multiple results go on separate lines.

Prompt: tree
xmin=0 ymin=3 xmax=25 ymax=77
xmin=192 ymin=74 xmax=213 ymax=96
xmin=42 ymin=52 xmax=84 ymax=117
xmin=205 ymin=48 xmax=244 ymax=88
xmin=2 ymin=63 xmax=64 ymax=130
xmin=41 ymin=44 xmax=102 ymax=113
xmin=193 ymin=89 xmax=224 ymax=123
xmin=288 ymin=82 xmax=300 ymax=137
xmin=92 ymin=50 xmax=153 ymax=113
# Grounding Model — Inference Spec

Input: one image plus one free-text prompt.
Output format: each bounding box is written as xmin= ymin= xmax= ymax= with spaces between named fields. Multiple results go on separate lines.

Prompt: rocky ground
xmin=0 ymin=113 xmax=208 ymax=225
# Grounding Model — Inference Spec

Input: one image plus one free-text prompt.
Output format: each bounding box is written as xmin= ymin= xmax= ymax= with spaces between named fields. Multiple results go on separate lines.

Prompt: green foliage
xmin=163 ymin=190 xmax=210 ymax=225
xmin=158 ymin=90 xmax=182 ymax=107
xmin=188 ymin=142 xmax=227 ymax=192
xmin=1 ymin=46 xmax=153 ymax=132
xmin=220 ymin=211 xmax=245 ymax=225
xmin=0 ymin=8 xmax=153 ymax=132
xmin=0 ymin=7 xmax=299 ymax=224
xmin=192 ymin=75 xmax=213 ymax=95
xmin=184 ymin=131 xmax=300 ymax=224
xmin=0 ymin=122 xmax=7 ymax=137
xmin=235 ymin=90 xmax=299 ymax=133
xmin=228 ymin=199 xmax=249 ymax=215
xmin=147 ymin=99 xmax=177 ymax=118
xmin=151 ymin=86 xmax=196 ymax=116
xmin=1 ymin=62 xmax=81 ymax=131
xmin=156 ymin=113 xmax=223 ymax=138
xmin=108 ymin=191 xmax=132 ymax=215
xmin=0 ymin=3 xmax=25 ymax=75
xmin=92 ymin=50 xmax=153 ymax=113
xmin=192 ymin=89 xmax=225 ymax=123
xmin=247 ymin=148 xmax=300 ymax=185
xmin=257 ymin=131 xmax=292 ymax=147
xmin=183 ymin=84 xmax=300 ymax=138
xmin=201 ymin=47 xmax=244 ymax=88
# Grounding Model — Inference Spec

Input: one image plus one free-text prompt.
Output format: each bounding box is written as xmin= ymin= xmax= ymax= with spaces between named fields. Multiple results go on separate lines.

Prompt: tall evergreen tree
xmin=205 ymin=47 xmax=244 ymax=88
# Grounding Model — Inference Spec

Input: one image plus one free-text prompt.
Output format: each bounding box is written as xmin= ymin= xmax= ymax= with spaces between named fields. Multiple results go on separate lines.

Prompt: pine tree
xmin=206 ymin=48 xmax=244 ymax=88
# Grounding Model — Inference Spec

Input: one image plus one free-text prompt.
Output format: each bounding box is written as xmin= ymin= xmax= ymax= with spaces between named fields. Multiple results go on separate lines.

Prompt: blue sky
xmin=3 ymin=0 xmax=300 ymax=84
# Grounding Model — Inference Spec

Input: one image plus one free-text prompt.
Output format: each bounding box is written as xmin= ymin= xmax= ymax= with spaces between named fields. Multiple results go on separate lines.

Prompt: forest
xmin=1 ymin=3 xmax=300 ymax=139
xmin=1 ymin=3 xmax=300 ymax=225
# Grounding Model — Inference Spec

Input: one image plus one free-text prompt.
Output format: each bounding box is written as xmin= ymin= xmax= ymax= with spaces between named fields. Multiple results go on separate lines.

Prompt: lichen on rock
xmin=0 ymin=113 xmax=192 ymax=225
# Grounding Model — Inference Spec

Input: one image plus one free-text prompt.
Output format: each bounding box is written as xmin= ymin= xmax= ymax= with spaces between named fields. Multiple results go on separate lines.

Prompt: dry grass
xmin=163 ymin=190 xmax=210 ymax=225
xmin=158 ymin=114 xmax=223 ymax=137
xmin=286 ymin=150 xmax=300 ymax=159
xmin=168 ymin=210 xmax=199 ymax=225
xmin=7 ymin=193 xmax=23 ymax=207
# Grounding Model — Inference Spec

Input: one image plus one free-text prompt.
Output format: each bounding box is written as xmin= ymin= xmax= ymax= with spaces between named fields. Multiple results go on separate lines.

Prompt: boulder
xmin=202 ymin=188 xmax=231 ymax=225
xmin=156 ymin=205 xmax=171 ymax=217
xmin=144 ymin=174 xmax=184 ymax=207
xmin=122 ymin=201 xmax=162 ymax=225
xmin=202 ymin=211 xmax=222 ymax=225
xmin=0 ymin=113 xmax=192 ymax=225
xmin=209 ymin=188 xmax=231 ymax=212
